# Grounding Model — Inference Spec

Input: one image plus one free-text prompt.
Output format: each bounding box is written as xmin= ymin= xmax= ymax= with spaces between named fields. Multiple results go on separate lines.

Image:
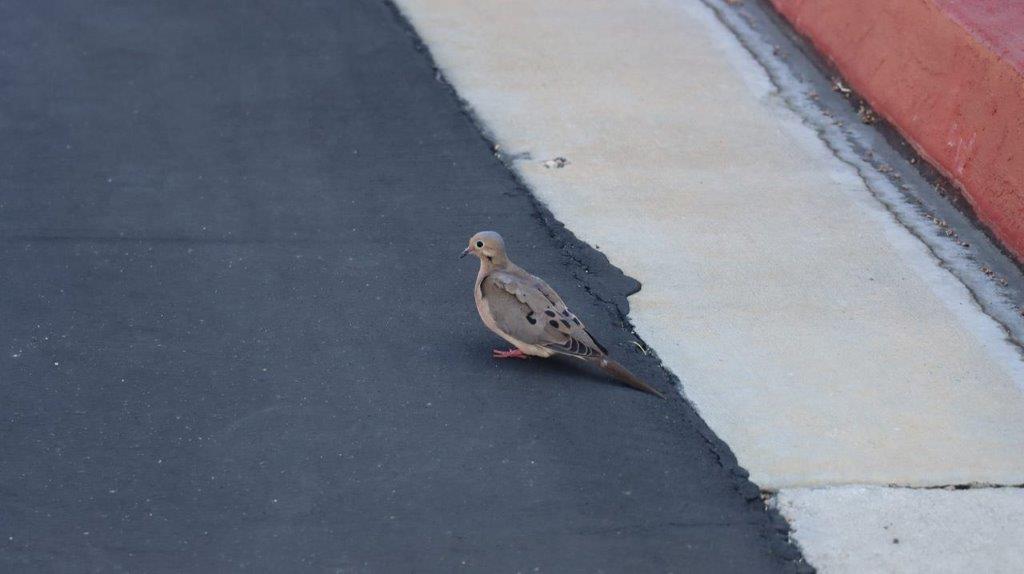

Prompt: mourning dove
xmin=461 ymin=231 xmax=665 ymax=399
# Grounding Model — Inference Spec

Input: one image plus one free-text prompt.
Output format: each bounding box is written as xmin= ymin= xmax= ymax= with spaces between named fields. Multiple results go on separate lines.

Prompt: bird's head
xmin=461 ymin=231 xmax=508 ymax=265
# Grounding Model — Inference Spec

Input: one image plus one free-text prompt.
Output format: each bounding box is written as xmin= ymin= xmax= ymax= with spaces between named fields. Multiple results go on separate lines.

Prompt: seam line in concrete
xmin=764 ymin=482 xmax=1024 ymax=494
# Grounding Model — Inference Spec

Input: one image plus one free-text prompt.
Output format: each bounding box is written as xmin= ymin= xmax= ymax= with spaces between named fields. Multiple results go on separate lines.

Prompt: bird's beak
xmin=459 ymin=246 xmax=472 ymax=259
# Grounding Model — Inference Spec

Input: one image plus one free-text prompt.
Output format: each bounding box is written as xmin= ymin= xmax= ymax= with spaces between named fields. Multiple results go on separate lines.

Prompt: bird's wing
xmin=483 ymin=270 xmax=606 ymax=358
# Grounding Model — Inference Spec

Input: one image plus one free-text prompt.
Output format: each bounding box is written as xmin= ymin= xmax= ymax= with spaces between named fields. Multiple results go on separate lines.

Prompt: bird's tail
xmin=592 ymin=357 xmax=665 ymax=399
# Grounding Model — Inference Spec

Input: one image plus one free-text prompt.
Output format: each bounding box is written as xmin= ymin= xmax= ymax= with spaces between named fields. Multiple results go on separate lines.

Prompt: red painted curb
xmin=771 ymin=0 xmax=1024 ymax=262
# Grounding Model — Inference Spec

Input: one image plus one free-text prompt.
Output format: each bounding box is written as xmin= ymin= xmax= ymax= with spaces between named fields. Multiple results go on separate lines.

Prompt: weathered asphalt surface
xmin=0 ymin=1 xmax=804 ymax=572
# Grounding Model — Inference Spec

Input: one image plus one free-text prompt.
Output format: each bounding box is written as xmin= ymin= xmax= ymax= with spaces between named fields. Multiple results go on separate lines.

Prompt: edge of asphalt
xmin=383 ymin=1 xmax=812 ymax=569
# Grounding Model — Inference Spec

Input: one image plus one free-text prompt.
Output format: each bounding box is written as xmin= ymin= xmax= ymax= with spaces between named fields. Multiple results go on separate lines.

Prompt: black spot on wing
xmin=548 ymin=320 xmax=560 ymax=328
xmin=560 ymin=320 xmax=571 ymax=328
xmin=526 ymin=311 xmax=536 ymax=325
xmin=544 ymin=310 xmax=556 ymax=317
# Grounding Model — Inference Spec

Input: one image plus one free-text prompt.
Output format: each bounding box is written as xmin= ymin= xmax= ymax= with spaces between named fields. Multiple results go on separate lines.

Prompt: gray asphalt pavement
xmin=0 ymin=1 xmax=805 ymax=571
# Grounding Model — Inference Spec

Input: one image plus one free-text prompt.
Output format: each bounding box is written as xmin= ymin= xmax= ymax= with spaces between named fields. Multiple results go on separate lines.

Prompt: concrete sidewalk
xmin=395 ymin=0 xmax=1024 ymax=571
xmin=0 ymin=0 xmax=803 ymax=571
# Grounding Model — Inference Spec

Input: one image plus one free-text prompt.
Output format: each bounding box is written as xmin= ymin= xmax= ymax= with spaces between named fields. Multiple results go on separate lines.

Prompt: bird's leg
xmin=492 ymin=348 xmax=529 ymax=360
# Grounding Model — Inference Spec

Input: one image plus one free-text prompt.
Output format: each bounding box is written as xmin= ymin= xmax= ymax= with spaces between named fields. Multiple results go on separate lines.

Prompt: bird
xmin=461 ymin=231 xmax=665 ymax=399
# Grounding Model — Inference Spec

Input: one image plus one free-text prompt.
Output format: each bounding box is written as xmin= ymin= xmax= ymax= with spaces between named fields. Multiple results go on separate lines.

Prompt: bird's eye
xmin=476 ymin=241 xmax=484 ymax=248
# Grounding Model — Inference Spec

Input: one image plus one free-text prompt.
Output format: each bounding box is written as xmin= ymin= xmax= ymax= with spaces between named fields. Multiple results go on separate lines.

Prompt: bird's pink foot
xmin=492 ymin=348 xmax=529 ymax=360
